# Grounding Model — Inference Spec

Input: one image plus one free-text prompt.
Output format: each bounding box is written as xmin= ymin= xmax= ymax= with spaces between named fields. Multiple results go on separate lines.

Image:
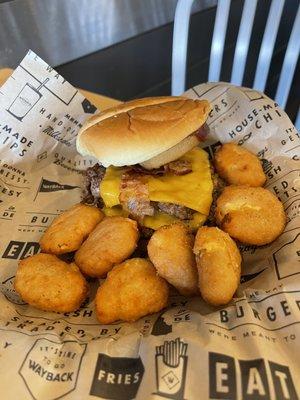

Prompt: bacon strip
xmin=130 ymin=159 xmax=192 ymax=177
xmin=119 ymin=171 xmax=154 ymax=219
xmin=164 ymin=160 xmax=192 ymax=175
xmin=129 ymin=165 xmax=164 ymax=176
xmin=194 ymin=123 xmax=209 ymax=141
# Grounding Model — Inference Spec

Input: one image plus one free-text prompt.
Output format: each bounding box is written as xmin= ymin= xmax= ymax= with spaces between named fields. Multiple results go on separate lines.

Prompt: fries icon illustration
xmin=154 ymin=338 xmax=188 ymax=399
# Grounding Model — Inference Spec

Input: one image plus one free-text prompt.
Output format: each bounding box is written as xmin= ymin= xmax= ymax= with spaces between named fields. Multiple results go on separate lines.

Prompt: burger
xmin=76 ymin=96 xmax=213 ymax=233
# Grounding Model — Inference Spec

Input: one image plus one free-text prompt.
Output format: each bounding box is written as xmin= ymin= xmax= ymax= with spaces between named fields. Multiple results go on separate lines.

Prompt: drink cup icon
xmin=154 ymin=338 xmax=188 ymax=400
xmin=7 ymin=78 xmax=49 ymax=121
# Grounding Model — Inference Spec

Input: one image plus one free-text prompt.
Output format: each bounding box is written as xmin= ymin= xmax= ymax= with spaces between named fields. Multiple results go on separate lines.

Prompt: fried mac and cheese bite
xmin=40 ymin=203 xmax=103 ymax=254
xmin=75 ymin=216 xmax=139 ymax=277
xmin=95 ymin=258 xmax=169 ymax=323
xmin=147 ymin=223 xmax=198 ymax=296
xmin=215 ymin=186 xmax=286 ymax=245
xmin=214 ymin=143 xmax=266 ymax=187
xmin=194 ymin=227 xmax=241 ymax=306
xmin=15 ymin=253 xmax=88 ymax=312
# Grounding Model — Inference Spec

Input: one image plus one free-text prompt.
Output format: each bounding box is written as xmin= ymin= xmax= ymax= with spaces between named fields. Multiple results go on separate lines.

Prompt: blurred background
xmin=0 ymin=0 xmax=299 ymax=120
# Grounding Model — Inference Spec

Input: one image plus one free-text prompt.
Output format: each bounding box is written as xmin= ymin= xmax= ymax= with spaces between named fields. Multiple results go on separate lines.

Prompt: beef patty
xmin=82 ymin=162 xmax=196 ymax=221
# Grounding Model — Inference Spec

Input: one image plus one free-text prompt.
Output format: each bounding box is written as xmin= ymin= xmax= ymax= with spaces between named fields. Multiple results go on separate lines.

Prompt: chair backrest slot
xmin=253 ymin=0 xmax=285 ymax=92
xmin=295 ymin=108 xmax=300 ymax=131
xmin=208 ymin=0 xmax=231 ymax=82
xmin=275 ymin=4 xmax=300 ymax=109
xmin=171 ymin=0 xmax=195 ymax=96
xmin=230 ymin=0 xmax=258 ymax=85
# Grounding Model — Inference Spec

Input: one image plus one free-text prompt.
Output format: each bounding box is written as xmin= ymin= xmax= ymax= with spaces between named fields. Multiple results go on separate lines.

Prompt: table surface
xmin=0 ymin=68 xmax=121 ymax=110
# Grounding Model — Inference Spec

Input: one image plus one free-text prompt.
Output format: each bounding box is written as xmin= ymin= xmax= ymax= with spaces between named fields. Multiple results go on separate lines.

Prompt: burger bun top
xmin=76 ymin=96 xmax=210 ymax=167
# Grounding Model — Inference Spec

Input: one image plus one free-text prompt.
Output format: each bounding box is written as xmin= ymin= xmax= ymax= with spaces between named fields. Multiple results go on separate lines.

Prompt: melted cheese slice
xmin=147 ymin=147 xmax=212 ymax=215
xmin=100 ymin=166 xmax=123 ymax=208
xmin=144 ymin=211 xmax=207 ymax=230
xmin=100 ymin=147 xmax=213 ymax=229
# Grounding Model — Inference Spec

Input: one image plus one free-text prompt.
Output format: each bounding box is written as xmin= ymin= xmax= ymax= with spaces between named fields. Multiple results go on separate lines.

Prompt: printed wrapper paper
xmin=0 ymin=51 xmax=299 ymax=400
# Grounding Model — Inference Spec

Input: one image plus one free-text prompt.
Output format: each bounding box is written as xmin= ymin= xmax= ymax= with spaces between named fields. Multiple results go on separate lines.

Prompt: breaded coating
xmin=40 ymin=203 xmax=104 ymax=254
xmin=95 ymin=258 xmax=169 ymax=323
xmin=147 ymin=223 xmax=198 ymax=296
xmin=194 ymin=227 xmax=241 ymax=306
xmin=215 ymin=186 xmax=286 ymax=245
xmin=14 ymin=253 xmax=88 ymax=312
xmin=75 ymin=216 xmax=139 ymax=277
xmin=214 ymin=143 xmax=266 ymax=187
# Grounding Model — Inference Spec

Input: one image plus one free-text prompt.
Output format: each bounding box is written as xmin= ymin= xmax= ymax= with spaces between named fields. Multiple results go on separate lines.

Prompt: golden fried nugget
xmin=75 ymin=216 xmax=139 ymax=277
xmin=40 ymin=203 xmax=103 ymax=254
xmin=147 ymin=223 xmax=198 ymax=296
xmin=214 ymin=143 xmax=266 ymax=187
xmin=95 ymin=258 xmax=169 ymax=323
xmin=194 ymin=227 xmax=241 ymax=306
xmin=215 ymin=186 xmax=286 ymax=245
xmin=15 ymin=253 xmax=88 ymax=312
